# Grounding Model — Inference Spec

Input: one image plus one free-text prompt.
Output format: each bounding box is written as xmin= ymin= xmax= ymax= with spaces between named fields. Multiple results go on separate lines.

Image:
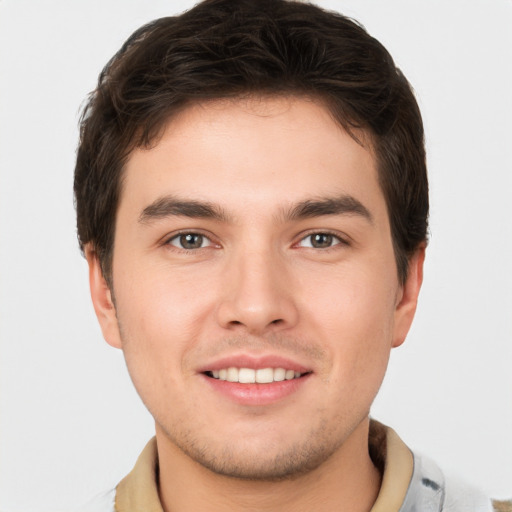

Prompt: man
xmin=73 ymin=0 xmax=509 ymax=511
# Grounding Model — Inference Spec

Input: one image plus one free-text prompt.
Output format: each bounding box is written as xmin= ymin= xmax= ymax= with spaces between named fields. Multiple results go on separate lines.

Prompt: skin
xmin=86 ymin=96 xmax=424 ymax=512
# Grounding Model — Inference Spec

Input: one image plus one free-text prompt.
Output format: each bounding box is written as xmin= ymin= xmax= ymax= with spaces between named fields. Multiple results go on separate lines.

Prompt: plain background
xmin=0 ymin=0 xmax=511 ymax=510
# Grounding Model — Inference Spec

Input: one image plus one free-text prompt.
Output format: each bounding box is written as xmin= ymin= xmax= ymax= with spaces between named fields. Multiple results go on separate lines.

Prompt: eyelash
xmin=164 ymin=231 xmax=216 ymax=251
xmin=163 ymin=230 xmax=349 ymax=252
xmin=294 ymin=231 xmax=349 ymax=250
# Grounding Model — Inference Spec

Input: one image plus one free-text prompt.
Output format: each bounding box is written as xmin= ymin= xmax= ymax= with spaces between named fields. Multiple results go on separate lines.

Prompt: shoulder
xmin=408 ymin=451 xmax=503 ymax=512
xmin=493 ymin=500 xmax=512 ymax=512
xmin=442 ymin=465 xmax=512 ymax=512
xmin=75 ymin=488 xmax=116 ymax=512
xmin=443 ymin=473 xmax=494 ymax=512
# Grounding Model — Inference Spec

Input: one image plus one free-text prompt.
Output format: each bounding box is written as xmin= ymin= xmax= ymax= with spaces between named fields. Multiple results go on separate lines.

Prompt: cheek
xmin=302 ymin=262 xmax=396 ymax=331
xmin=116 ymin=258 xmax=214 ymax=334
xmin=112 ymin=264 xmax=215 ymax=389
xmin=113 ymin=278 xmax=200 ymax=420
xmin=300 ymin=265 xmax=397 ymax=383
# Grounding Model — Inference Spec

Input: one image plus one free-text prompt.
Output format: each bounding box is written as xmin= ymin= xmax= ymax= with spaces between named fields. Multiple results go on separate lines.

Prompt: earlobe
xmin=392 ymin=244 xmax=426 ymax=348
xmin=84 ymin=245 xmax=123 ymax=349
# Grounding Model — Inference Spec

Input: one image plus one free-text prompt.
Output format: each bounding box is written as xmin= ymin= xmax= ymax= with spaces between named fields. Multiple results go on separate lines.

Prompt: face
xmin=88 ymin=96 xmax=423 ymax=480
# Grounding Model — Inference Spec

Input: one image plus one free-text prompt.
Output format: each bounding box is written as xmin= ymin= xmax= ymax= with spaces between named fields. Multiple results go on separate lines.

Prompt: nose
xmin=216 ymin=246 xmax=299 ymax=335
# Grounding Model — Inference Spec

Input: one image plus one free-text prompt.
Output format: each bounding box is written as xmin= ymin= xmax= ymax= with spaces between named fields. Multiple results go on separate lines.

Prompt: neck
xmin=156 ymin=418 xmax=381 ymax=512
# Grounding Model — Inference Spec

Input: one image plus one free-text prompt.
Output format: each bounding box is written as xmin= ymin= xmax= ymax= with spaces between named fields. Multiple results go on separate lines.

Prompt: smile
xmin=206 ymin=367 xmax=306 ymax=383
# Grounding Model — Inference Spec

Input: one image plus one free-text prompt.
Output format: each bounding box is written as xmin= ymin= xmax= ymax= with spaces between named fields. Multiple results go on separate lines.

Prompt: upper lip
xmin=197 ymin=353 xmax=312 ymax=374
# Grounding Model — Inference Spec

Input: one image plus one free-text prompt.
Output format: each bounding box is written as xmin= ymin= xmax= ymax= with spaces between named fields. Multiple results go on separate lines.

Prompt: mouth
xmin=199 ymin=355 xmax=312 ymax=405
xmin=204 ymin=367 xmax=309 ymax=384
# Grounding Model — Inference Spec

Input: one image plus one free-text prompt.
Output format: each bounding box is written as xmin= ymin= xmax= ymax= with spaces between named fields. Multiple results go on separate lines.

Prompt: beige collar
xmin=115 ymin=420 xmax=414 ymax=512
xmin=370 ymin=421 xmax=414 ymax=512
xmin=115 ymin=438 xmax=161 ymax=512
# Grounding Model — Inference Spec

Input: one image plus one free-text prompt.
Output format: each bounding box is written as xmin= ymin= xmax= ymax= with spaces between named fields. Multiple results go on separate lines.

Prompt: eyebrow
xmin=282 ymin=195 xmax=373 ymax=223
xmin=139 ymin=196 xmax=229 ymax=224
xmin=138 ymin=194 xmax=372 ymax=225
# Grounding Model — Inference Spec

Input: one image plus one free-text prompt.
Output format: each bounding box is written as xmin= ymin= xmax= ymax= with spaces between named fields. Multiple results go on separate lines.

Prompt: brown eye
xmin=168 ymin=233 xmax=210 ymax=249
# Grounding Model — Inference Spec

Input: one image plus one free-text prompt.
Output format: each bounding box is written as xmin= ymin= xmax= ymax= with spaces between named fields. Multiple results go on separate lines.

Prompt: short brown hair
xmin=74 ymin=0 xmax=428 ymax=285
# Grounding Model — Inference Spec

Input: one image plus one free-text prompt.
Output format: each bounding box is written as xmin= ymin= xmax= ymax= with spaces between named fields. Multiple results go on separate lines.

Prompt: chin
xmin=161 ymin=419 xmax=348 ymax=482
xmin=190 ymin=444 xmax=338 ymax=481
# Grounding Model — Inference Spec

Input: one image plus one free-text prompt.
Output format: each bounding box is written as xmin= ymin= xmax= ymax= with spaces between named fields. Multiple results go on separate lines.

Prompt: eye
xmin=167 ymin=233 xmax=212 ymax=250
xmin=298 ymin=232 xmax=344 ymax=249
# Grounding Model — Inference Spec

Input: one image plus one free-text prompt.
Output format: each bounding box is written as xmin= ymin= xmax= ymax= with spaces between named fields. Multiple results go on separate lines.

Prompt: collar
xmin=370 ymin=420 xmax=414 ymax=512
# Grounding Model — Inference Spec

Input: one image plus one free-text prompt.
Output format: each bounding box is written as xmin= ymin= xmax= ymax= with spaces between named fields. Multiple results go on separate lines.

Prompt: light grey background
xmin=0 ymin=1 xmax=511 ymax=510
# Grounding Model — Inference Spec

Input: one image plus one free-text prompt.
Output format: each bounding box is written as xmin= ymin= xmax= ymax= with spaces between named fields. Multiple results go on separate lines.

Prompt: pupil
xmin=313 ymin=233 xmax=332 ymax=248
xmin=181 ymin=234 xmax=203 ymax=249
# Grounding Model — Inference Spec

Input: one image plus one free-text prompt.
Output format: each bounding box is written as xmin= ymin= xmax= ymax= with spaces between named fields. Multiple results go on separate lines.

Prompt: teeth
xmin=210 ymin=367 xmax=304 ymax=383
xmin=227 ymin=367 xmax=238 ymax=382
xmin=256 ymin=368 xmax=273 ymax=383
xmin=239 ymin=368 xmax=256 ymax=383
xmin=274 ymin=368 xmax=286 ymax=382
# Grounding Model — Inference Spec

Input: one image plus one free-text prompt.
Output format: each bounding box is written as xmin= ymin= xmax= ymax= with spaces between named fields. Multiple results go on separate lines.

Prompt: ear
xmin=392 ymin=244 xmax=426 ymax=348
xmin=84 ymin=245 xmax=123 ymax=349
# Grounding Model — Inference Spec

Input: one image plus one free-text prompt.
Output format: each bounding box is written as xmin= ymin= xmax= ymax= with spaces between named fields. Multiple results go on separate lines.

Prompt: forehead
xmin=121 ymin=96 xmax=385 ymax=222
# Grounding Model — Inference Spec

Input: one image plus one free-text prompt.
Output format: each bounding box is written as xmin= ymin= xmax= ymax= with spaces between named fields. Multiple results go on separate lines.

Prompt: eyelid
xmin=159 ymin=228 xmax=350 ymax=251
xmin=162 ymin=229 xmax=219 ymax=250
xmin=294 ymin=229 xmax=350 ymax=249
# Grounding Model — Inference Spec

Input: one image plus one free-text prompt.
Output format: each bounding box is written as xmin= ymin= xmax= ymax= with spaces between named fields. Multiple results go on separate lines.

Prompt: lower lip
xmin=201 ymin=374 xmax=311 ymax=406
